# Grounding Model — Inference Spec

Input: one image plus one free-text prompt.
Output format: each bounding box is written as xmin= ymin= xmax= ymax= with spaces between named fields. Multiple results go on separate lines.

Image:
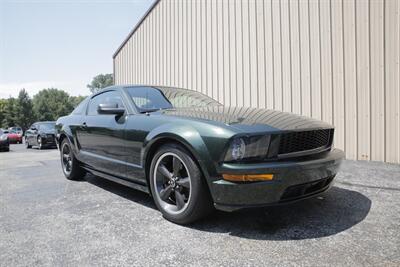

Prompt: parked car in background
xmin=5 ymin=129 xmax=23 ymax=144
xmin=8 ymin=126 xmax=23 ymax=136
xmin=25 ymin=121 xmax=57 ymax=149
xmin=56 ymin=85 xmax=344 ymax=224
xmin=0 ymin=129 xmax=10 ymax=152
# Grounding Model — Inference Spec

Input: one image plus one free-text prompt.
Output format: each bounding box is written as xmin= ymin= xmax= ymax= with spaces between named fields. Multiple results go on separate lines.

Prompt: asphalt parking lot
xmin=0 ymin=144 xmax=399 ymax=266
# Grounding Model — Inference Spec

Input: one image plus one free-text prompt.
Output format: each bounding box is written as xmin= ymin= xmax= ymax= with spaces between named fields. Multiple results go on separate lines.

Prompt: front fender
xmin=142 ymin=123 xmax=217 ymax=181
xmin=57 ymin=124 xmax=77 ymax=153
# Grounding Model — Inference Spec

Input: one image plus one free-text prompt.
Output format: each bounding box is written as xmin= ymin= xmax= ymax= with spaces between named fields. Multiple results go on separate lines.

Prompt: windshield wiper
xmin=139 ymin=107 xmax=174 ymax=114
xmin=139 ymin=109 xmax=159 ymax=114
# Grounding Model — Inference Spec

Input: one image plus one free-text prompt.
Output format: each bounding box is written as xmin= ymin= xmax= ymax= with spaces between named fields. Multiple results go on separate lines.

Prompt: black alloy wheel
xmin=150 ymin=144 xmax=213 ymax=224
xmin=154 ymin=152 xmax=192 ymax=214
xmin=60 ymin=139 xmax=85 ymax=180
xmin=62 ymin=142 xmax=73 ymax=176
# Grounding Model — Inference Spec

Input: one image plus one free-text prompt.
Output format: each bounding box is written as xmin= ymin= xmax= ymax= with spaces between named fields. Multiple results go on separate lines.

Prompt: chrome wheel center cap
xmin=170 ymin=177 xmax=178 ymax=188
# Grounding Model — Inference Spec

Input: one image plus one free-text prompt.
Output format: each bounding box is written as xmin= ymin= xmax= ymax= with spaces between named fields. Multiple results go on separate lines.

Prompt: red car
xmin=4 ymin=130 xmax=23 ymax=144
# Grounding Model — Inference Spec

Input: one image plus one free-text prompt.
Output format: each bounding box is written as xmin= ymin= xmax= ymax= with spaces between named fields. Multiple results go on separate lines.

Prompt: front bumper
xmin=0 ymin=139 xmax=10 ymax=150
xmin=210 ymin=149 xmax=344 ymax=211
xmin=41 ymin=135 xmax=57 ymax=147
xmin=8 ymin=137 xmax=22 ymax=144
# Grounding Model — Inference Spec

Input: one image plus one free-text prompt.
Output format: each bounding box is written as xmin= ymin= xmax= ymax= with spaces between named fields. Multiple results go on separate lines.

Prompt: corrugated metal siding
xmin=114 ymin=0 xmax=400 ymax=164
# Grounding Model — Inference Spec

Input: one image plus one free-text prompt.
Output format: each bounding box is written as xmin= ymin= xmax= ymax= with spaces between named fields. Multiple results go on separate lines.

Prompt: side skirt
xmin=82 ymin=166 xmax=150 ymax=194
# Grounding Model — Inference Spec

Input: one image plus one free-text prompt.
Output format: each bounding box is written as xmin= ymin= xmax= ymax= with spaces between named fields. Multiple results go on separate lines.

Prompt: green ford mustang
xmin=56 ymin=85 xmax=344 ymax=224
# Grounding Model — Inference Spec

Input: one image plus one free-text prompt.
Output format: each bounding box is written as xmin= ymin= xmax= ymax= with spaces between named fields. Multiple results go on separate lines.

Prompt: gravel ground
xmin=0 ymin=144 xmax=399 ymax=266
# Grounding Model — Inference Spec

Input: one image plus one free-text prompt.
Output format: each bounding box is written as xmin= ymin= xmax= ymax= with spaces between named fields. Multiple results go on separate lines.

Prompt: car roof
xmin=34 ymin=121 xmax=56 ymax=125
xmin=98 ymin=85 xmax=196 ymax=92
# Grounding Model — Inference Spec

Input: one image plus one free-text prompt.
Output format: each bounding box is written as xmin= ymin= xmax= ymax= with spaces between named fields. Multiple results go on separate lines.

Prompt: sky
xmin=0 ymin=0 xmax=153 ymax=98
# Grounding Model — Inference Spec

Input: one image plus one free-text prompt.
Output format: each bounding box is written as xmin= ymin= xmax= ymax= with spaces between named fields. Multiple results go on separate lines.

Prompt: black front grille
xmin=278 ymin=129 xmax=333 ymax=155
xmin=280 ymin=176 xmax=334 ymax=201
xmin=45 ymin=134 xmax=55 ymax=142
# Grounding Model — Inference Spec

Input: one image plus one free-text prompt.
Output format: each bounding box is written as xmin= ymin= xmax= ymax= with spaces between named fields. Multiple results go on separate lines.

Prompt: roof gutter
xmin=112 ymin=0 xmax=161 ymax=59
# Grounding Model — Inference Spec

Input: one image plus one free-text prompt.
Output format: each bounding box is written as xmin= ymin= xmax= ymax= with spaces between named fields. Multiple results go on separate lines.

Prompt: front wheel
xmin=37 ymin=136 xmax=43 ymax=150
xmin=60 ymin=138 xmax=86 ymax=180
xmin=149 ymin=144 xmax=213 ymax=224
xmin=26 ymin=139 xmax=31 ymax=149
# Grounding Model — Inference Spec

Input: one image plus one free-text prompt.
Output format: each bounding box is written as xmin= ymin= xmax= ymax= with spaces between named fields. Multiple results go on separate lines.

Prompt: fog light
xmin=222 ymin=173 xmax=274 ymax=182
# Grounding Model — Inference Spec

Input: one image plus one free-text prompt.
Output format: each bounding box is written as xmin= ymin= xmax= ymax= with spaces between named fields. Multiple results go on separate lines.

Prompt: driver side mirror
xmin=97 ymin=103 xmax=125 ymax=115
xmin=30 ymin=126 xmax=37 ymax=131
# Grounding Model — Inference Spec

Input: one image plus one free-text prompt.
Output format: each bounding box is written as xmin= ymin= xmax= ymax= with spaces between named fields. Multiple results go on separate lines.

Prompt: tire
xmin=60 ymin=138 xmax=86 ymax=180
xmin=149 ymin=144 xmax=213 ymax=224
xmin=37 ymin=136 xmax=43 ymax=150
xmin=26 ymin=139 xmax=31 ymax=149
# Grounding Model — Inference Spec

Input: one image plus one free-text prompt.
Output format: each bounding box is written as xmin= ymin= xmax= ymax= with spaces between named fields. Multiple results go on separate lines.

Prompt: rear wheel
xmin=149 ymin=144 xmax=213 ymax=224
xmin=60 ymin=138 xmax=86 ymax=180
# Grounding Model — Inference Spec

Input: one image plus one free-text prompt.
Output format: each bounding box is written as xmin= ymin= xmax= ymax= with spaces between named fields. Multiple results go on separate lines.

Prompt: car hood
xmin=40 ymin=130 xmax=56 ymax=135
xmin=7 ymin=133 xmax=20 ymax=137
xmin=162 ymin=106 xmax=332 ymax=132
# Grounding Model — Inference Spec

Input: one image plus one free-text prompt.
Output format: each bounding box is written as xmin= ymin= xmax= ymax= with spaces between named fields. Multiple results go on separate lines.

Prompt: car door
xmin=26 ymin=124 xmax=38 ymax=145
xmin=25 ymin=125 xmax=32 ymax=144
xmin=78 ymin=90 xmax=128 ymax=177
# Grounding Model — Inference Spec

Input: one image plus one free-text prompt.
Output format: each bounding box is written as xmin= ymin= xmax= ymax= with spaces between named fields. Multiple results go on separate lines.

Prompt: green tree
xmin=0 ymin=99 xmax=8 ymax=128
xmin=87 ymin=73 xmax=113 ymax=93
xmin=1 ymin=97 xmax=17 ymax=128
xmin=15 ymin=89 xmax=35 ymax=130
xmin=33 ymin=88 xmax=73 ymax=121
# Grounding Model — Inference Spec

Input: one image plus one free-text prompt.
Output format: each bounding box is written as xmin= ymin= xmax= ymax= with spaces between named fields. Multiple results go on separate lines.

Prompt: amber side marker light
xmin=222 ymin=174 xmax=274 ymax=182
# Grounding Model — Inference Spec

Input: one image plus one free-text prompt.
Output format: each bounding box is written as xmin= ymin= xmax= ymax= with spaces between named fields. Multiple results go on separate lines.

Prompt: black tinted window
xmin=88 ymin=91 xmax=124 ymax=115
xmin=39 ymin=123 xmax=55 ymax=131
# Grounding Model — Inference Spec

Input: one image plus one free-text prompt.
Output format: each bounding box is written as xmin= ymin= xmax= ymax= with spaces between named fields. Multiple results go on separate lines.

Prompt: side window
xmin=87 ymin=91 xmax=124 ymax=115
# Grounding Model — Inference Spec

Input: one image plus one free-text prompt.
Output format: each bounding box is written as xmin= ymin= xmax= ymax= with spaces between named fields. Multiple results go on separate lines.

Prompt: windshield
xmin=126 ymin=86 xmax=221 ymax=112
xmin=72 ymin=97 xmax=89 ymax=115
xmin=39 ymin=123 xmax=55 ymax=131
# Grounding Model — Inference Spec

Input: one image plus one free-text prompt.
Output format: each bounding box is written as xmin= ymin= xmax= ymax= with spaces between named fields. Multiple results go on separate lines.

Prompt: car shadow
xmin=84 ymin=174 xmax=156 ymax=210
xmin=191 ymin=186 xmax=371 ymax=240
xmin=85 ymin=175 xmax=371 ymax=241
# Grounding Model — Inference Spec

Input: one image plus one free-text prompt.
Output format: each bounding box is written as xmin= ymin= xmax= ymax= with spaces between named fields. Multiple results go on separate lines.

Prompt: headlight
xmin=230 ymin=138 xmax=246 ymax=160
xmin=224 ymin=135 xmax=271 ymax=162
xmin=0 ymin=134 xmax=7 ymax=140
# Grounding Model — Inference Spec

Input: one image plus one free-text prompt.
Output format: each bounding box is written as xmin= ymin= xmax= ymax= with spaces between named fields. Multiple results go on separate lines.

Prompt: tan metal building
xmin=113 ymin=0 xmax=400 ymax=164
